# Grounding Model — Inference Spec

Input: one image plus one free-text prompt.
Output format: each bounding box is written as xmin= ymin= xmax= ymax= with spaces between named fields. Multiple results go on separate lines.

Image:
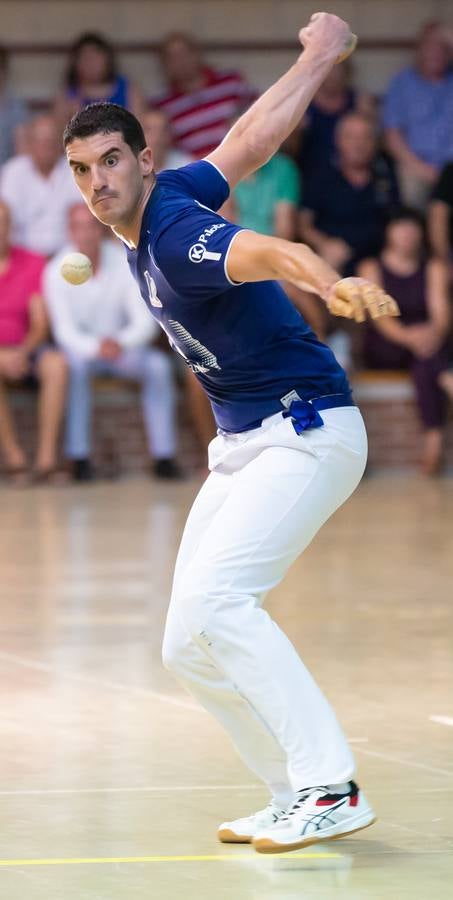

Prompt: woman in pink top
xmin=0 ymin=201 xmax=67 ymax=484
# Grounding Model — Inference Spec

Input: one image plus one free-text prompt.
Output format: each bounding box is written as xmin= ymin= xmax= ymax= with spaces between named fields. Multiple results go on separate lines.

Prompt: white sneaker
xmin=218 ymin=800 xmax=287 ymax=844
xmin=252 ymin=782 xmax=376 ymax=854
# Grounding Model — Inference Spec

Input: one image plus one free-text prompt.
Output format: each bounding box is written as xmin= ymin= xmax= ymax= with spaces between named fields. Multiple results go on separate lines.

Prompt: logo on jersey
xmin=188 ymin=243 xmax=222 ymax=264
xmin=144 ymin=270 xmax=162 ymax=307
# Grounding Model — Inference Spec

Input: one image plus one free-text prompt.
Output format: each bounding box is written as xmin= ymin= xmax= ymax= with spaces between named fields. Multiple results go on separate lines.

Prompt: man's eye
xmin=105 ymin=157 xmax=117 ymax=167
xmin=75 ymin=166 xmax=87 ymax=176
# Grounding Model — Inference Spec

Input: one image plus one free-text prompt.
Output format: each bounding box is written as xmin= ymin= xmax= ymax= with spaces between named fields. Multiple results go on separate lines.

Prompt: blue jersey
xmin=126 ymin=160 xmax=350 ymax=433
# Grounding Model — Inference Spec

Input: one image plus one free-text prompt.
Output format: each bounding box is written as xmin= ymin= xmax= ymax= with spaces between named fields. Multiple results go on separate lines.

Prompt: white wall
xmin=4 ymin=0 xmax=453 ymax=99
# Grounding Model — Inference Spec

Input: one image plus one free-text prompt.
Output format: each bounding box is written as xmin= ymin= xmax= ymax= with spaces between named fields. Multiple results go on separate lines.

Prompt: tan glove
xmin=326 ymin=276 xmax=400 ymax=323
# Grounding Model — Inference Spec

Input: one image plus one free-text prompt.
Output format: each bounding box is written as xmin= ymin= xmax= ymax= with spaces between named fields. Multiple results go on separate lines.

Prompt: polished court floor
xmin=0 ymin=474 xmax=452 ymax=899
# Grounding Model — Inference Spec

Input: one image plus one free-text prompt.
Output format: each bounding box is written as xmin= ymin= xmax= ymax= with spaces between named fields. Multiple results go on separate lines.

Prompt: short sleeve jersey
xmin=125 ymin=160 xmax=349 ymax=433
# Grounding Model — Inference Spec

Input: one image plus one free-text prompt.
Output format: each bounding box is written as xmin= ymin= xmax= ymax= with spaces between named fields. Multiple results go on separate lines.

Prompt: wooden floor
xmin=0 ymin=474 xmax=452 ymax=900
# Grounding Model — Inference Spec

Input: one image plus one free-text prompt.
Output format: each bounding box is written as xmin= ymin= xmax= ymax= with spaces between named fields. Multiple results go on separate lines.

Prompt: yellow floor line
xmin=0 ymin=852 xmax=342 ymax=867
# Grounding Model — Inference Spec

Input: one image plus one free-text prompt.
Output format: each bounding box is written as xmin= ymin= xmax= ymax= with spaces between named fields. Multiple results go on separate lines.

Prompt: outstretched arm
xmin=206 ymin=12 xmax=356 ymax=189
xmin=227 ymin=230 xmax=399 ymax=323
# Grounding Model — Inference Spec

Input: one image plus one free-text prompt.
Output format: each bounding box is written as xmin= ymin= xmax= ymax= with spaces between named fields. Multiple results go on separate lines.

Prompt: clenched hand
xmin=326 ymin=277 xmax=400 ymax=323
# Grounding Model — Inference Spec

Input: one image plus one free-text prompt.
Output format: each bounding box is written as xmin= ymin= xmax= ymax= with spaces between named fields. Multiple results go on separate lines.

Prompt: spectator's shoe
xmin=218 ymin=801 xmax=288 ymax=844
xmin=253 ymin=781 xmax=376 ymax=854
xmin=153 ymin=458 xmax=184 ymax=480
xmin=72 ymin=459 xmax=94 ymax=482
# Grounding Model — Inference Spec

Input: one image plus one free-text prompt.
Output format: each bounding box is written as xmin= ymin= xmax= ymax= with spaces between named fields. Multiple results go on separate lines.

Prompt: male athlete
xmin=64 ymin=12 xmax=398 ymax=853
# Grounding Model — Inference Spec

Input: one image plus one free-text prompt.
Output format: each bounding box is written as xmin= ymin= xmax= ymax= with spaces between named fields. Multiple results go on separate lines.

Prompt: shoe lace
xmin=285 ymin=785 xmax=328 ymax=818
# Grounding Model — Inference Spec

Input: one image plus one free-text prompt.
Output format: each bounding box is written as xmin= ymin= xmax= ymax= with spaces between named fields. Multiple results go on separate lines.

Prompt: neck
xmin=112 ymin=178 xmax=155 ymax=248
xmin=174 ymin=70 xmax=205 ymax=94
xmin=382 ymin=248 xmax=420 ymax=272
xmin=341 ymin=161 xmax=370 ymax=183
xmin=33 ymin=159 xmax=56 ymax=178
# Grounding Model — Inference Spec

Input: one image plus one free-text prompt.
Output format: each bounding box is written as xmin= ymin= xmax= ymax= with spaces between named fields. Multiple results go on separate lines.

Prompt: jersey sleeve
xmin=154 ymin=204 xmax=245 ymax=301
xmin=157 ymin=160 xmax=230 ymax=212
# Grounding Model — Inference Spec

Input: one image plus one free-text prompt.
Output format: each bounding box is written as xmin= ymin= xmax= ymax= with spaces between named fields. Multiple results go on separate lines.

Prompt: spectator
xmin=54 ymin=32 xmax=145 ymax=123
xmin=141 ymin=108 xmax=193 ymax=172
xmin=382 ymin=23 xmax=453 ymax=209
xmin=154 ymin=32 xmax=251 ymax=158
xmin=0 ymin=46 xmax=29 ymax=166
xmin=299 ymin=112 xmax=399 ymax=274
xmin=428 ymin=162 xmax=453 ymax=270
xmin=141 ymin=107 xmax=214 ymax=461
xmin=44 ymin=204 xmax=180 ymax=481
xmin=294 ymin=61 xmax=375 ymax=180
xmin=0 ymin=201 xmax=67 ymax=484
xmin=358 ymin=209 xmax=451 ymax=475
xmin=227 ymin=152 xmax=301 ymax=240
xmin=0 ymin=114 xmax=80 ymax=257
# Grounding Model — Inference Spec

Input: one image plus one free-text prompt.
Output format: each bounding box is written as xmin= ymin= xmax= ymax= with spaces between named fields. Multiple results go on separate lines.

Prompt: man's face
xmin=417 ymin=31 xmax=450 ymax=79
xmin=68 ymin=203 xmax=105 ymax=256
xmin=161 ymin=38 xmax=201 ymax=85
xmin=66 ymin=131 xmax=153 ymax=228
xmin=29 ymin=117 xmax=61 ymax=172
xmin=142 ymin=111 xmax=171 ymax=157
xmin=336 ymin=117 xmax=376 ymax=168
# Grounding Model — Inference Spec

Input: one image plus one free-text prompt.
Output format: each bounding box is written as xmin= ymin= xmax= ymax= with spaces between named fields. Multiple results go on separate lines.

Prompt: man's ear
xmin=139 ymin=146 xmax=154 ymax=177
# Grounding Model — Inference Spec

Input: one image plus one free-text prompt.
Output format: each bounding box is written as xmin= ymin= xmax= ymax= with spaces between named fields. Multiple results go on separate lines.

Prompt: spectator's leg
xmin=111 ymin=348 xmax=177 ymax=461
xmin=411 ymin=354 xmax=448 ymax=475
xmin=64 ymin=353 xmax=93 ymax=462
xmin=0 ymin=377 xmax=27 ymax=471
xmin=34 ymin=350 xmax=68 ymax=472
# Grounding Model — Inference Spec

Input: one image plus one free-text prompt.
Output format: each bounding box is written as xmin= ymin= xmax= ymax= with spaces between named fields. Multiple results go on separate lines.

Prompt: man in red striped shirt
xmin=153 ymin=32 xmax=252 ymax=159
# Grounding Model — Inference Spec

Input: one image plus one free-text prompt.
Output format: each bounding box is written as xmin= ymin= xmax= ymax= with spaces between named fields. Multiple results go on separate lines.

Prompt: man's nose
xmin=91 ymin=166 xmax=107 ymax=192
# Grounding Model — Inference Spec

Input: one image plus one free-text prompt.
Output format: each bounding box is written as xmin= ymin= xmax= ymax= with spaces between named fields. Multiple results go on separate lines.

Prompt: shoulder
xmin=386 ymin=67 xmax=416 ymax=94
xmin=1 ymin=154 xmax=29 ymax=179
xmin=14 ymin=245 xmax=46 ymax=269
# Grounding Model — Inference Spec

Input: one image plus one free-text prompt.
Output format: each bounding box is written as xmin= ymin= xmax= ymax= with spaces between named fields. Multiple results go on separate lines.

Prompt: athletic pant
xmin=162 ymin=406 xmax=368 ymax=807
xmin=64 ymin=347 xmax=177 ymax=460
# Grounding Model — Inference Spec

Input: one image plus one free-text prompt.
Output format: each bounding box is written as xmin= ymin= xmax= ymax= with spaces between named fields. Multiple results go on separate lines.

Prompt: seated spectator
xmin=154 ymin=32 xmax=251 ymax=158
xmin=0 ymin=114 xmax=80 ymax=257
xmin=428 ymin=162 xmax=453 ymax=271
xmin=294 ymin=61 xmax=375 ymax=180
xmin=382 ymin=23 xmax=453 ymax=209
xmin=44 ymin=204 xmax=180 ymax=481
xmin=226 ymin=152 xmax=301 ymax=240
xmin=141 ymin=108 xmax=193 ymax=172
xmin=0 ymin=46 xmax=29 ymax=166
xmin=0 ymin=201 xmax=67 ymax=484
xmin=299 ymin=112 xmax=399 ymax=274
xmin=358 ymin=209 xmax=451 ymax=475
xmin=54 ymin=32 xmax=145 ymax=123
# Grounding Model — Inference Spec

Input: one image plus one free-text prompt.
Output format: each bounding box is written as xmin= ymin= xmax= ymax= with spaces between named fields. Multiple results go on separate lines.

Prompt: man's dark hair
xmin=63 ymin=102 xmax=146 ymax=155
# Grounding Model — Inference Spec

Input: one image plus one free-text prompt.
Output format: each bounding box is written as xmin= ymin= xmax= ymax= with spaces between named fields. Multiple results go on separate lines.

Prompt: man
xmin=153 ymin=32 xmax=251 ymax=158
xmin=382 ymin=22 xmax=453 ymax=209
xmin=44 ymin=204 xmax=180 ymax=481
xmin=141 ymin=108 xmax=193 ymax=173
xmin=0 ymin=114 xmax=80 ymax=257
xmin=64 ymin=12 xmax=398 ymax=853
xmin=428 ymin=162 xmax=453 ymax=272
xmin=299 ymin=112 xmax=399 ymax=274
xmin=0 ymin=200 xmax=67 ymax=484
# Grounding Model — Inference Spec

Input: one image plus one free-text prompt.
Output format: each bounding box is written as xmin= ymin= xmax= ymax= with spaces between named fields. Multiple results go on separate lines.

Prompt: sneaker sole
xmin=252 ymin=813 xmax=377 ymax=854
xmin=218 ymin=828 xmax=252 ymax=844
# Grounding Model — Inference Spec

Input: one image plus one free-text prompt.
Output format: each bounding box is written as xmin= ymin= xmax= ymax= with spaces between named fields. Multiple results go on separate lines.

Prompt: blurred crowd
xmin=1 ymin=24 xmax=453 ymax=483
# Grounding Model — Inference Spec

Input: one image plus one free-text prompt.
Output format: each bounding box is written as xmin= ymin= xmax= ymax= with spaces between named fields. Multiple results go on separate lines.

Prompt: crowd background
xmin=1 ymin=2 xmax=453 ymax=482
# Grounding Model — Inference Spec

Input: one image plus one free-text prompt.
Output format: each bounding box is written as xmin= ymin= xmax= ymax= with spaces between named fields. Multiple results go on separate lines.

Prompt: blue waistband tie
xmin=282 ymin=399 xmax=324 ymax=435
xmin=282 ymin=392 xmax=354 ymax=435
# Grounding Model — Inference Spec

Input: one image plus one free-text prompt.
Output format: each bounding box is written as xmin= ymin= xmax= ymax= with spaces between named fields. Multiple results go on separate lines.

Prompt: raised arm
xmin=227 ymin=231 xmax=399 ymax=322
xmin=206 ymin=12 xmax=356 ymax=189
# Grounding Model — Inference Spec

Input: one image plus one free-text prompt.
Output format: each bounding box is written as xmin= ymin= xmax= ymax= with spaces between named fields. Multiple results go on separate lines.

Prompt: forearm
xmin=372 ymin=316 xmax=411 ymax=347
xmin=385 ymin=128 xmax=422 ymax=167
xmin=428 ymin=203 xmax=451 ymax=261
xmin=299 ymin=216 xmax=329 ymax=254
xmin=266 ymin=238 xmax=340 ymax=298
xmin=225 ymin=50 xmax=338 ymax=169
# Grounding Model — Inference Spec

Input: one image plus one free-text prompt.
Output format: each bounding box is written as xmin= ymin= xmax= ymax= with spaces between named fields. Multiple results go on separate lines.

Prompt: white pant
xmin=162 ymin=407 xmax=368 ymax=806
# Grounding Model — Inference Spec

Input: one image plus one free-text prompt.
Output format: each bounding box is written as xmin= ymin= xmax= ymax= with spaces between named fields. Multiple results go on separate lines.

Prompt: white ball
xmin=60 ymin=252 xmax=93 ymax=285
